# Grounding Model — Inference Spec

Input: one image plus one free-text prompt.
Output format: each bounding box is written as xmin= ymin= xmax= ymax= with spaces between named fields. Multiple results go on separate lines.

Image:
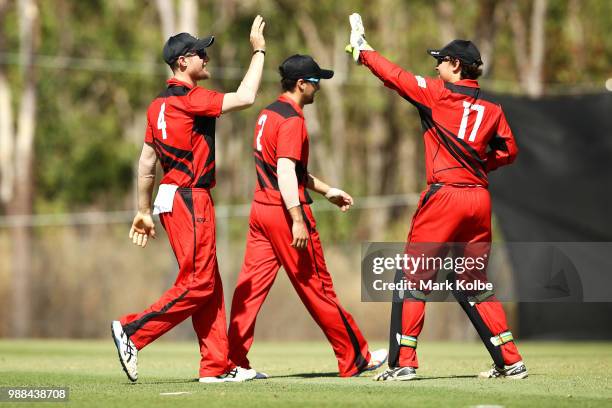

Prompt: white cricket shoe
xmin=374 ymin=366 xmax=417 ymax=381
xmin=111 ymin=320 xmax=138 ymax=382
xmin=199 ymin=366 xmax=257 ymax=383
xmin=479 ymin=361 xmax=528 ymax=379
xmin=254 ymin=371 xmax=269 ymax=379
xmin=354 ymin=349 xmax=388 ymax=376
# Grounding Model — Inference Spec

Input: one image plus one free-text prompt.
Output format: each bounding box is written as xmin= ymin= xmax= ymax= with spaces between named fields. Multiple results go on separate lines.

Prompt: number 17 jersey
xmin=361 ymin=51 xmax=518 ymax=186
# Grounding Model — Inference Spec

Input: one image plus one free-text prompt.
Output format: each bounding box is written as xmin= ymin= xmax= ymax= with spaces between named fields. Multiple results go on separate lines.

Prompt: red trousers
xmin=119 ymin=188 xmax=231 ymax=377
xmin=390 ymin=184 xmax=522 ymax=369
xmin=228 ymin=202 xmax=371 ymax=377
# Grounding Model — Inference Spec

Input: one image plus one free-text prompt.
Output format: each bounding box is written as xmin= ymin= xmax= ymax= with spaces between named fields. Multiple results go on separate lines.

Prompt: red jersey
xmin=361 ymin=51 xmax=518 ymax=186
xmin=144 ymin=78 xmax=224 ymax=188
xmin=252 ymin=95 xmax=312 ymax=205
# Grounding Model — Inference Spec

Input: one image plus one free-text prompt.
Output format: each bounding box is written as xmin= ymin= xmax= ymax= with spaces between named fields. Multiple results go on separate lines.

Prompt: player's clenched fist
xmin=291 ymin=219 xmax=309 ymax=250
xmin=129 ymin=211 xmax=156 ymax=248
xmin=249 ymin=15 xmax=266 ymax=52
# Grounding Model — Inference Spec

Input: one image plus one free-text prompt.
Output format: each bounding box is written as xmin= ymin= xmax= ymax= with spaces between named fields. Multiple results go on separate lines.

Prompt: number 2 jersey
xmin=360 ymin=51 xmax=518 ymax=186
xmin=251 ymin=95 xmax=312 ymax=206
xmin=144 ymin=78 xmax=225 ymax=188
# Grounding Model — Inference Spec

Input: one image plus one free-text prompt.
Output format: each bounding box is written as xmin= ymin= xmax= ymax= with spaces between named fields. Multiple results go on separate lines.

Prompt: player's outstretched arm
xmin=344 ymin=13 xmax=437 ymax=107
xmin=129 ymin=143 xmax=158 ymax=248
xmin=221 ymin=15 xmax=266 ymax=113
xmin=307 ymin=174 xmax=354 ymax=212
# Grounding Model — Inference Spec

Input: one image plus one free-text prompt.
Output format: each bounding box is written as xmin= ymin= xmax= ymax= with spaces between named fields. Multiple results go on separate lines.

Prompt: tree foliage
xmin=0 ymin=0 xmax=609 ymax=215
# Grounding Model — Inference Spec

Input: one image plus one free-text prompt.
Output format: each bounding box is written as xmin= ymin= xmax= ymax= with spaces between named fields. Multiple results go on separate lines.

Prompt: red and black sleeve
xmin=486 ymin=110 xmax=518 ymax=171
xmin=360 ymin=50 xmax=442 ymax=109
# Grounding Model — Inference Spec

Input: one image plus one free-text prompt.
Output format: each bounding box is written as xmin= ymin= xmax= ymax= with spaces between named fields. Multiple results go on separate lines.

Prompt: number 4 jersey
xmin=144 ymin=78 xmax=225 ymax=188
xmin=360 ymin=51 xmax=518 ymax=186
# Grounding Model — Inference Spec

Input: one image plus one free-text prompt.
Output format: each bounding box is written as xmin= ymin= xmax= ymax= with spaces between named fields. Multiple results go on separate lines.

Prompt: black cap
xmin=162 ymin=33 xmax=215 ymax=65
xmin=279 ymin=54 xmax=334 ymax=81
xmin=427 ymin=40 xmax=482 ymax=65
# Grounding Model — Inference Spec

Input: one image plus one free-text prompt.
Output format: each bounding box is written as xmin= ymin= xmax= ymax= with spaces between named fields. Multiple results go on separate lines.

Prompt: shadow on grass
xmin=268 ymin=373 xmax=480 ymax=381
xmin=123 ymin=373 xmax=534 ymax=383
xmin=413 ymin=373 xmax=542 ymax=381
xmin=122 ymin=378 xmax=200 ymax=385
xmin=271 ymin=372 xmax=339 ymax=379
xmin=410 ymin=375 xmax=476 ymax=381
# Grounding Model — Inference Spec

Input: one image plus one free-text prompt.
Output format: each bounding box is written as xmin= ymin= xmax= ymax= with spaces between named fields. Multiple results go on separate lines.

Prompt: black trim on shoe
xmin=375 ymin=366 xmax=416 ymax=381
xmin=505 ymin=362 xmax=528 ymax=378
xmin=111 ymin=322 xmax=137 ymax=382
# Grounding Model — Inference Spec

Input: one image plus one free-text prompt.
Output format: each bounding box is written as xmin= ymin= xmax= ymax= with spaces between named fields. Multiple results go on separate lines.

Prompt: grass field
xmin=0 ymin=340 xmax=610 ymax=407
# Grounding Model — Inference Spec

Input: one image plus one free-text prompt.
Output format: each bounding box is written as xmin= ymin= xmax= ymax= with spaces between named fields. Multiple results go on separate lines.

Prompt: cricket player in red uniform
xmin=227 ymin=55 xmax=387 ymax=378
xmin=346 ymin=13 xmax=528 ymax=381
xmin=111 ymin=16 xmax=267 ymax=383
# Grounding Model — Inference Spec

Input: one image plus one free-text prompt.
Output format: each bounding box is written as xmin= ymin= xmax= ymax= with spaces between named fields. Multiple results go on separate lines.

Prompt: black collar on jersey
xmin=278 ymin=94 xmax=304 ymax=117
xmin=445 ymin=81 xmax=480 ymax=99
xmin=166 ymin=78 xmax=195 ymax=90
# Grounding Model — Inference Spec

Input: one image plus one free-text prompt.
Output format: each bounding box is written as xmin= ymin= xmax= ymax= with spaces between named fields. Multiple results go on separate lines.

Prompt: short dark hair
xmin=460 ymin=61 xmax=483 ymax=80
xmin=281 ymin=78 xmax=298 ymax=92
xmin=447 ymin=57 xmax=483 ymax=80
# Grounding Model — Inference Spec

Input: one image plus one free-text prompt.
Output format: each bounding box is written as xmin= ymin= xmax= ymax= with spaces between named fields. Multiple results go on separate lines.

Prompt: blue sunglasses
xmin=304 ymin=77 xmax=320 ymax=83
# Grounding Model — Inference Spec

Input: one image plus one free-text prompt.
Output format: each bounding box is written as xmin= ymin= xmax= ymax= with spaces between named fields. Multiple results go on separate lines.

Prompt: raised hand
xmin=346 ymin=12 xmax=373 ymax=64
xmin=250 ymin=15 xmax=266 ymax=51
xmin=349 ymin=13 xmax=366 ymax=44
